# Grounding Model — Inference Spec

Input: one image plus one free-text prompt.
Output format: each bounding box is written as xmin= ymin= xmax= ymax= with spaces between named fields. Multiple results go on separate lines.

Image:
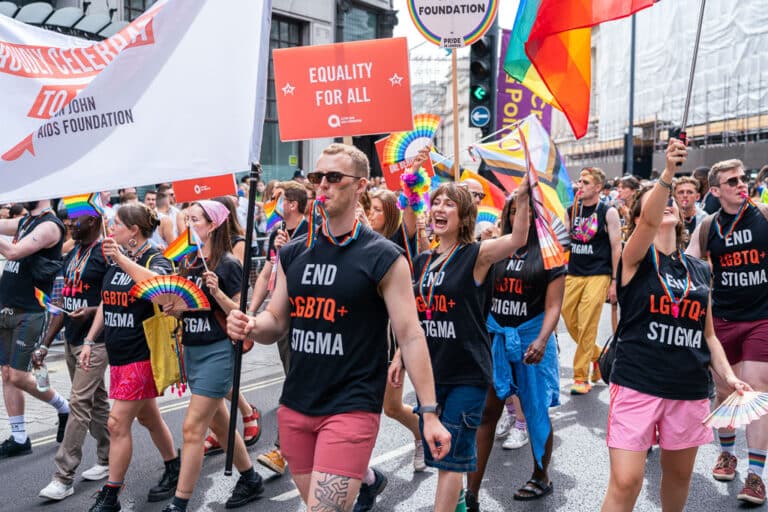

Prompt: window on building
xmin=261 ymin=17 xmax=304 ymax=182
xmin=339 ymin=4 xmax=378 ymax=42
xmin=125 ymin=0 xmax=156 ymax=22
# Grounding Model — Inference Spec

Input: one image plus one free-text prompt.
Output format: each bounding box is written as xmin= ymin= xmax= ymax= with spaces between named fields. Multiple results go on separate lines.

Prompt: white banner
xmin=0 ymin=0 xmax=270 ymax=202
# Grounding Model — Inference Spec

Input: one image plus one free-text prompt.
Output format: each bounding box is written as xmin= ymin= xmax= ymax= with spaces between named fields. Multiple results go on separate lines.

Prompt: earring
xmin=128 ymin=238 xmax=137 ymax=248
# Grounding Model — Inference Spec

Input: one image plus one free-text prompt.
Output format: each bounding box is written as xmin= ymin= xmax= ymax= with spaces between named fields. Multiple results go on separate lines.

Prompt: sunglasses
xmin=470 ymin=191 xmax=486 ymax=200
xmin=718 ymin=175 xmax=748 ymax=187
xmin=307 ymin=171 xmax=360 ymax=185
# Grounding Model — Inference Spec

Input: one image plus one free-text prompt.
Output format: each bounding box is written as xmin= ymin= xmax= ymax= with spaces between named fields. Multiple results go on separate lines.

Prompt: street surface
xmin=0 ymin=306 xmax=752 ymax=511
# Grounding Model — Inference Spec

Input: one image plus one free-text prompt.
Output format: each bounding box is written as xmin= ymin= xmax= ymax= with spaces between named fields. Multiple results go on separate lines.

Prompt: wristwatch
xmin=414 ymin=404 xmax=440 ymax=416
xmin=83 ymin=339 xmax=95 ymax=346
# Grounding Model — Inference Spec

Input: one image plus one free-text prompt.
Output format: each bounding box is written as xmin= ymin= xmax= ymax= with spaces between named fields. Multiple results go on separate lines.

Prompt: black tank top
xmin=705 ymin=205 xmax=768 ymax=321
xmin=611 ymin=249 xmax=711 ymax=400
xmin=490 ymin=249 xmax=566 ymax=328
xmin=413 ymin=243 xmax=492 ymax=387
xmin=0 ymin=212 xmax=65 ymax=311
xmin=279 ymin=226 xmax=402 ymax=415
xmin=568 ymin=202 xmax=613 ymax=276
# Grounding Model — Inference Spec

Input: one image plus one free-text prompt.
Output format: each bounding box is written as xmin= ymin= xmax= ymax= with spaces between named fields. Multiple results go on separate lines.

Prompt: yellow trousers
xmin=561 ymin=274 xmax=611 ymax=382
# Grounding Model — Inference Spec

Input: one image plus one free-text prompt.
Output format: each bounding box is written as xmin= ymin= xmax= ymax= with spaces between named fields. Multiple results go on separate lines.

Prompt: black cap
xmin=292 ymin=169 xmax=305 ymax=179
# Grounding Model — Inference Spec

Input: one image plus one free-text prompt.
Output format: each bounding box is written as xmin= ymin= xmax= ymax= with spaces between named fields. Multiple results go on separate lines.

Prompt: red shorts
xmin=607 ymin=384 xmax=713 ymax=451
xmin=714 ymin=317 xmax=768 ymax=364
xmin=277 ymin=406 xmax=380 ymax=480
xmin=109 ymin=360 xmax=160 ymax=401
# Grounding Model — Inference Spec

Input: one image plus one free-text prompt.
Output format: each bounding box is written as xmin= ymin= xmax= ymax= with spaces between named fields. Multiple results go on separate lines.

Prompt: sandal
xmin=513 ymin=479 xmax=553 ymax=501
xmin=204 ymin=434 xmax=223 ymax=456
xmin=243 ymin=405 xmax=262 ymax=447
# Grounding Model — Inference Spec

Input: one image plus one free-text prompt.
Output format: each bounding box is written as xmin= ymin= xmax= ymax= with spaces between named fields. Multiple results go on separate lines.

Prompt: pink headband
xmin=197 ymin=200 xmax=229 ymax=228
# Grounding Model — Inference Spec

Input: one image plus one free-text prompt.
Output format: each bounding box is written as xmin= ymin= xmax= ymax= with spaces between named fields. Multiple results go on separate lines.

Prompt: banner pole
xmin=679 ymin=0 xmax=707 ymax=146
xmin=452 ymin=49 xmax=460 ymax=181
xmin=224 ymin=162 xmax=261 ymax=475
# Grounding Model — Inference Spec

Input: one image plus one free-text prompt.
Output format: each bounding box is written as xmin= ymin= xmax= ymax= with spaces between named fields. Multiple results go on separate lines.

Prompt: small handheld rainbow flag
xmin=163 ymin=228 xmax=198 ymax=262
xmin=61 ymin=193 xmax=103 ymax=219
xmin=34 ymin=287 xmax=67 ymax=315
xmin=263 ymin=196 xmax=284 ymax=231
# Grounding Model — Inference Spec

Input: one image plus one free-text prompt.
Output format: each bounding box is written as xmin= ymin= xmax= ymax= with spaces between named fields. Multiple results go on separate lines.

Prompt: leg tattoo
xmin=311 ymin=473 xmax=351 ymax=511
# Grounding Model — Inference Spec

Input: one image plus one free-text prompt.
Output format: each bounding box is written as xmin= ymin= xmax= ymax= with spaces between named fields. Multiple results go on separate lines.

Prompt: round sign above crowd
xmin=407 ymin=0 xmax=498 ymax=48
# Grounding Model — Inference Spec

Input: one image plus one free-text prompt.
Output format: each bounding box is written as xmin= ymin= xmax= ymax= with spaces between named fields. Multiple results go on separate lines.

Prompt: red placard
xmin=273 ymin=38 xmax=414 ymax=141
xmin=173 ymin=174 xmax=236 ymax=203
xmin=375 ymin=136 xmax=434 ymax=191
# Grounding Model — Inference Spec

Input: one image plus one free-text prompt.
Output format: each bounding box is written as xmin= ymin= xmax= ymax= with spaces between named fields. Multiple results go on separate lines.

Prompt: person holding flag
xmin=228 ymin=143 xmax=451 ymax=511
xmin=82 ymin=204 xmax=180 ymax=512
xmin=602 ymin=140 xmax=750 ymax=512
xmin=36 ymin=202 xmax=111 ymax=501
xmin=0 ymin=199 xmax=70 ymax=459
xmin=162 ymin=200 xmax=263 ymax=511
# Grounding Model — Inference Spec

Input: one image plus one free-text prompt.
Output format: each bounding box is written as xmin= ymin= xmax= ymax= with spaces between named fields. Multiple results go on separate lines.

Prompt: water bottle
xmin=34 ymin=359 xmax=50 ymax=392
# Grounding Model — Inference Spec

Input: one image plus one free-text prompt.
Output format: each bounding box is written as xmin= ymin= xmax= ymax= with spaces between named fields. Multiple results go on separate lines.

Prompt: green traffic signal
xmin=472 ymin=86 xmax=487 ymax=101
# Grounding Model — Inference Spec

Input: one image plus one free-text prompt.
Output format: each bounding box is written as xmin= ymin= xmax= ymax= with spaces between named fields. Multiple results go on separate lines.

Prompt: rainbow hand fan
xmin=477 ymin=206 xmax=500 ymax=225
xmin=130 ymin=275 xmax=210 ymax=312
xmin=381 ymin=114 xmax=441 ymax=165
xmin=703 ymin=391 xmax=768 ymax=429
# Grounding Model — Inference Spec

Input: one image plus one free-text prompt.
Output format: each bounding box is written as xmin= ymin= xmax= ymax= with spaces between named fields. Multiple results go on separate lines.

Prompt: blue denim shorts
xmin=183 ymin=339 xmax=234 ymax=398
xmin=419 ymin=384 xmax=487 ymax=473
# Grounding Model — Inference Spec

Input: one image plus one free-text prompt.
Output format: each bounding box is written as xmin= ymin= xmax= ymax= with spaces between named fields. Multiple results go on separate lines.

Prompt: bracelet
xmin=38 ymin=345 xmax=49 ymax=353
xmin=83 ymin=339 xmax=95 ymax=346
xmin=658 ymin=177 xmax=673 ymax=189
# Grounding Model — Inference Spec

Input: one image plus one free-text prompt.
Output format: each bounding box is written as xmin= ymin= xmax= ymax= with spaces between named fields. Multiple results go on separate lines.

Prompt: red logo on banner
xmin=173 ymin=174 xmax=236 ymax=203
xmin=272 ymin=38 xmax=414 ymax=141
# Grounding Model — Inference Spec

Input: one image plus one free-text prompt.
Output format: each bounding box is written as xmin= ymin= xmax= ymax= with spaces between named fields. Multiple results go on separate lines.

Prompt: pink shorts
xmin=714 ymin=317 xmax=768 ymax=364
xmin=109 ymin=360 xmax=160 ymax=401
xmin=607 ymin=383 xmax=713 ymax=451
xmin=277 ymin=406 xmax=380 ymax=480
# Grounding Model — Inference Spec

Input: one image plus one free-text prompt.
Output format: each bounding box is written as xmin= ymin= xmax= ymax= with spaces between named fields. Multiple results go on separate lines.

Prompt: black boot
xmin=148 ymin=453 xmax=181 ymax=502
xmin=89 ymin=485 xmax=121 ymax=512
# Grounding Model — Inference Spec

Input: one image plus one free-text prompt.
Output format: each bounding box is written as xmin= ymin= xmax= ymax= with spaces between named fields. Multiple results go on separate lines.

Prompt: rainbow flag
xmin=263 ymin=196 xmax=284 ymax=231
xmin=471 ymin=114 xmax=573 ymax=221
xmin=163 ymin=228 xmax=198 ymax=262
xmin=34 ymin=287 xmax=65 ymax=315
xmin=505 ymin=0 xmax=656 ymax=138
xmin=61 ymin=193 xmax=103 ymax=218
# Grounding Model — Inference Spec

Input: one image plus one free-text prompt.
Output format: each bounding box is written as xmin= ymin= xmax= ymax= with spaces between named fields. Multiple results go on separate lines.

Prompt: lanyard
xmin=306 ymin=198 xmax=361 ymax=249
xmin=418 ymin=243 xmax=461 ymax=320
xmin=13 ymin=208 xmax=54 ymax=244
xmin=64 ymin=239 xmax=100 ymax=297
xmin=650 ymin=245 xmax=691 ymax=319
xmin=715 ymin=198 xmax=752 ymax=240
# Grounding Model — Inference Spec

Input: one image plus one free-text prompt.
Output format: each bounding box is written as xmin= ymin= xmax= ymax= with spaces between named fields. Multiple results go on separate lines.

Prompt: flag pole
xmin=224 ymin=162 xmax=261 ymax=475
xmin=679 ymin=0 xmax=707 ymax=148
xmin=452 ymin=48 xmax=460 ymax=180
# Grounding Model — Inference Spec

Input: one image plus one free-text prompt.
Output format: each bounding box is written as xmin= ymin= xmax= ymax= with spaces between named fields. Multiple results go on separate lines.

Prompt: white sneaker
xmin=413 ymin=440 xmax=426 ymax=472
xmin=39 ymin=480 xmax=74 ymax=500
xmin=495 ymin=412 xmax=514 ymax=439
xmin=502 ymin=428 xmax=529 ymax=450
xmin=81 ymin=463 xmax=110 ymax=481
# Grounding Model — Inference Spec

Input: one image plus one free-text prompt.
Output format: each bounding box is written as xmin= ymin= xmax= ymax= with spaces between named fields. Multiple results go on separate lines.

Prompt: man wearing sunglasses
xmin=687 ymin=159 xmax=768 ymax=506
xmin=228 ymin=143 xmax=450 ymax=511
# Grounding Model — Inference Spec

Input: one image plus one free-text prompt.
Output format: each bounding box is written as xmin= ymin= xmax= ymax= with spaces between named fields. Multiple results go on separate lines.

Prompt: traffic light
xmin=468 ymin=33 xmax=497 ymax=137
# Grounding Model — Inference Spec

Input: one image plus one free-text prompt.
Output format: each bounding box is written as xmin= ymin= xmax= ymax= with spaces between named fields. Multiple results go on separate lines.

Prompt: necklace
xmin=418 ymin=243 xmax=462 ymax=320
xmin=570 ymin=201 xmax=598 ymax=243
xmin=64 ymin=239 xmax=100 ymax=297
xmin=128 ymin=241 xmax=151 ymax=262
xmin=650 ymin=244 xmax=691 ymax=319
xmin=715 ymin=198 xmax=751 ymax=239
xmin=306 ymin=199 xmax=361 ymax=248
